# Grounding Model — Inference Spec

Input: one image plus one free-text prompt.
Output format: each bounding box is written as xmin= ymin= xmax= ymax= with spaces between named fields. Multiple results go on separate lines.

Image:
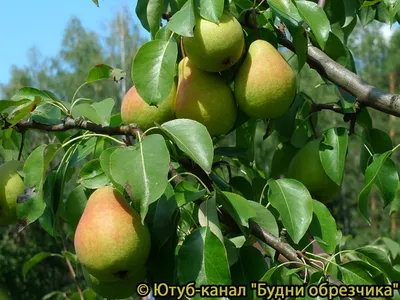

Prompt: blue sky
xmin=0 ymin=0 xmax=148 ymax=85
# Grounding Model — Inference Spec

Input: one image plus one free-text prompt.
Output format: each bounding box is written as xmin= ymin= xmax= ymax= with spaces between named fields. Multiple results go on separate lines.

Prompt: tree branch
xmin=279 ymin=37 xmax=400 ymax=117
xmin=3 ymin=116 xmax=142 ymax=137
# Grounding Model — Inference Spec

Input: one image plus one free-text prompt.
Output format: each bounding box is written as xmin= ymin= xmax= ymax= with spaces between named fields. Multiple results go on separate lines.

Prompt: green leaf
xmin=199 ymin=194 xmax=223 ymax=242
xmin=86 ymin=64 xmax=125 ymax=83
xmin=92 ymin=0 xmax=99 ymax=7
xmin=148 ymin=0 xmax=163 ymax=38
xmin=178 ymin=226 xmax=231 ymax=285
xmin=361 ymin=0 xmax=382 ymax=8
xmin=0 ymin=99 xmax=31 ymax=114
xmin=343 ymin=0 xmax=358 ymax=27
xmin=72 ymin=98 xmax=115 ymax=126
xmin=231 ymin=246 xmax=269 ymax=300
xmin=355 ymin=245 xmax=400 ymax=282
xmin=296 ymin=0 xmax=330 ymax=50
xmin=194 ymin=0 xmax=224 ymax=22
xmin=271 ymin=143 xmax=298 ymax=179
xmin=78 ymin=159 xmax=108 ymax=189
xmin=18 ymin=144 xmax=59 ymax=225
xmin=136 ymin=0 xmax=150 ymax=31
xmin=339 ymin=261 xmax=376 ymax=285
xmin=99 ymin=146 xmax=123 ymax=192
xmin=324 ymin=32 xmax=349 ymax=67
xmin=145 ymin=184 xmax=178 ymax=284
xmin=249 ymin=201 xmax=279 ymax=257
xmin=288 ymin=26 xmax=308 ymax=73
xmin=166 ymin=0 xmax=196 ymax=37
xmin=132 ymin=39 xmax=178 ymax=105
xmin=309 ymin=200 xmax=338 ymax=254
xmin=360 ymin=128 xmax=392 ymax=173
xmin=175 ymin=181 xmax=207 ymax=206
xmin=236 ymin=119 xmax=257 ymax=163
xmin=63 ymin=185 xmax=88 ymax=228
xmin=161 ymin=119 xmax=213 ymax=173
xmin=146 ymin=184 xmax=177 ymax=250
xmin=110 ymin=134 xmax=170 ymax=222
xmin=320 ymin=127 xmax=348 ymax=186
xmin=268 ymin=178 xmax=313 ymax=244
xmin=7 ymin=98 xmax=41 ymax=126
xmin=31 ymin=103 xmax=62 ymax=125
xmin=219 ymin=191 xmax=257 ymax=229
xmin=383 ymin=0 xmax=400 ymax=24
xmin=358 ymin=4 xmax=377 ymax=26
xmin=23 ymin=252 xmax=63 ymax=278
xmin=61 ymin=251 xmax=78 ymax=265
xmin=267 ymin=0 xmax=303 ymax=26
xmin=375 ymin=157 xmax=399 ymax=206
xmin=358 ymin=151 xmax=392 ymax=223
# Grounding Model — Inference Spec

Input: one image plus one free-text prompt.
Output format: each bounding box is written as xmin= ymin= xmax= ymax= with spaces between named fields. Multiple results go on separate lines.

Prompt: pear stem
xmin=251 ymin=7 xmax=259 ymax=40
xmin=180 ymin=37 xmax=186 ymax=58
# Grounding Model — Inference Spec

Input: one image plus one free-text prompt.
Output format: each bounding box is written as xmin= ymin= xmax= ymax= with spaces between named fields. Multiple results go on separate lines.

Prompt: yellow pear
xmin=175 ymin=57 xmax=237 ymax=136
xmin=0 ymin=160 xmax=24 ymax=226
xmin=74 ymin=186 xmax=151 ymax=282
xmin=82 ymin=266 xmax=145 ymax=299
xmin=234 ymin=40 xmax=296 ymax=119
xmin=121 ymin=84 xmax=176 ymax=130
xmin=183 ymin=13 xmax=245 ymax=72
xmin=287 ymin=139 xmax=341 ymax=203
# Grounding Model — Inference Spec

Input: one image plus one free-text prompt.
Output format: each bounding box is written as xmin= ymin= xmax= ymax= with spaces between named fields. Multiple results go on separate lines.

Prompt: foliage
xmin=0 ymin=0 xmax=400 ymax=299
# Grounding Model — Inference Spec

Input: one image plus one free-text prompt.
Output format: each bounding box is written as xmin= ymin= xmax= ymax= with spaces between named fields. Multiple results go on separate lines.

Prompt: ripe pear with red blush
xmin=74 ymin=186 xmax=151 ymax=282
xmin=234 ymin=40 xmax=296 ymax=119
xmin=121 ymin=84 xmax=176 ymax=130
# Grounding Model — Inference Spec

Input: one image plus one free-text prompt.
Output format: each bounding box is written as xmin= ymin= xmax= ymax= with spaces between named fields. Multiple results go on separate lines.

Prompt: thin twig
xmin=18 ymin=131 xmax=25 ymax=161
xmin=318 ymin=0 xmax=326 ymax=8
xmin=61 ymin=236 xmax=84 ymax=300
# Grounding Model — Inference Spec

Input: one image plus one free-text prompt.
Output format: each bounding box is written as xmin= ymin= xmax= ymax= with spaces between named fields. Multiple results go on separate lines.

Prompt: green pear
xmin=183 ymin=13 xmax=245 ymax=72
xmin=175 ymin=57 xmax=237 ymax=136
xmin=74 ymin=186 xmax=151 ymax=282
xmin=234 ymin=40 xmax=296 ymax=119
xmin=0 ymin=160 xmax=24 ymax=226
xmin=121 ymin=84 xmax=176 ymax=130
xmin=82 ymin=266 xmax=145 ymax=299
xmin=287 ymin=139 xmax=341 ymax=203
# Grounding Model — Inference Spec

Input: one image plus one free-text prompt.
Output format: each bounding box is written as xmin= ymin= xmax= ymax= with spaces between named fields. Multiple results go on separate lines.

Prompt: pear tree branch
xmin=2 ymin=116 xmax=143 ymax=137
xmin=278 ymin=37 xmax=400 ymax=117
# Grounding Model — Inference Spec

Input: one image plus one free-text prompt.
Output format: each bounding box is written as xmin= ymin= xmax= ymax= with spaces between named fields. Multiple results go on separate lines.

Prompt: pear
xmin=121 ymin=83 xmax=176 ymax=130
xmin=82 ymin=266 xmax=145 ymax=299
xmin=287 ymin=139 xmax=341 ymax=203
xmin=175 ymin=57 xmax=237 ymax=136
xmin=234 ymin=40 xmax=296 ymax=119
xmin=0 ymin=160 xmax=24 ymax=226
xmin=74 ymin=186 xmax=151 ymax=282
xmin=183 ymin=13 xmax=245 ymax=72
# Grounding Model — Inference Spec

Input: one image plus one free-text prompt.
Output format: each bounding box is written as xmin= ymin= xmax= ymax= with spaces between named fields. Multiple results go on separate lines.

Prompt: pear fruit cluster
xmin=74 ymin=186 xmax=151 ymax=299
xmin=0 ymin=160 xmax=24 ymax=226
xmin=121 ymin=13 xmax=297 ymax=137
